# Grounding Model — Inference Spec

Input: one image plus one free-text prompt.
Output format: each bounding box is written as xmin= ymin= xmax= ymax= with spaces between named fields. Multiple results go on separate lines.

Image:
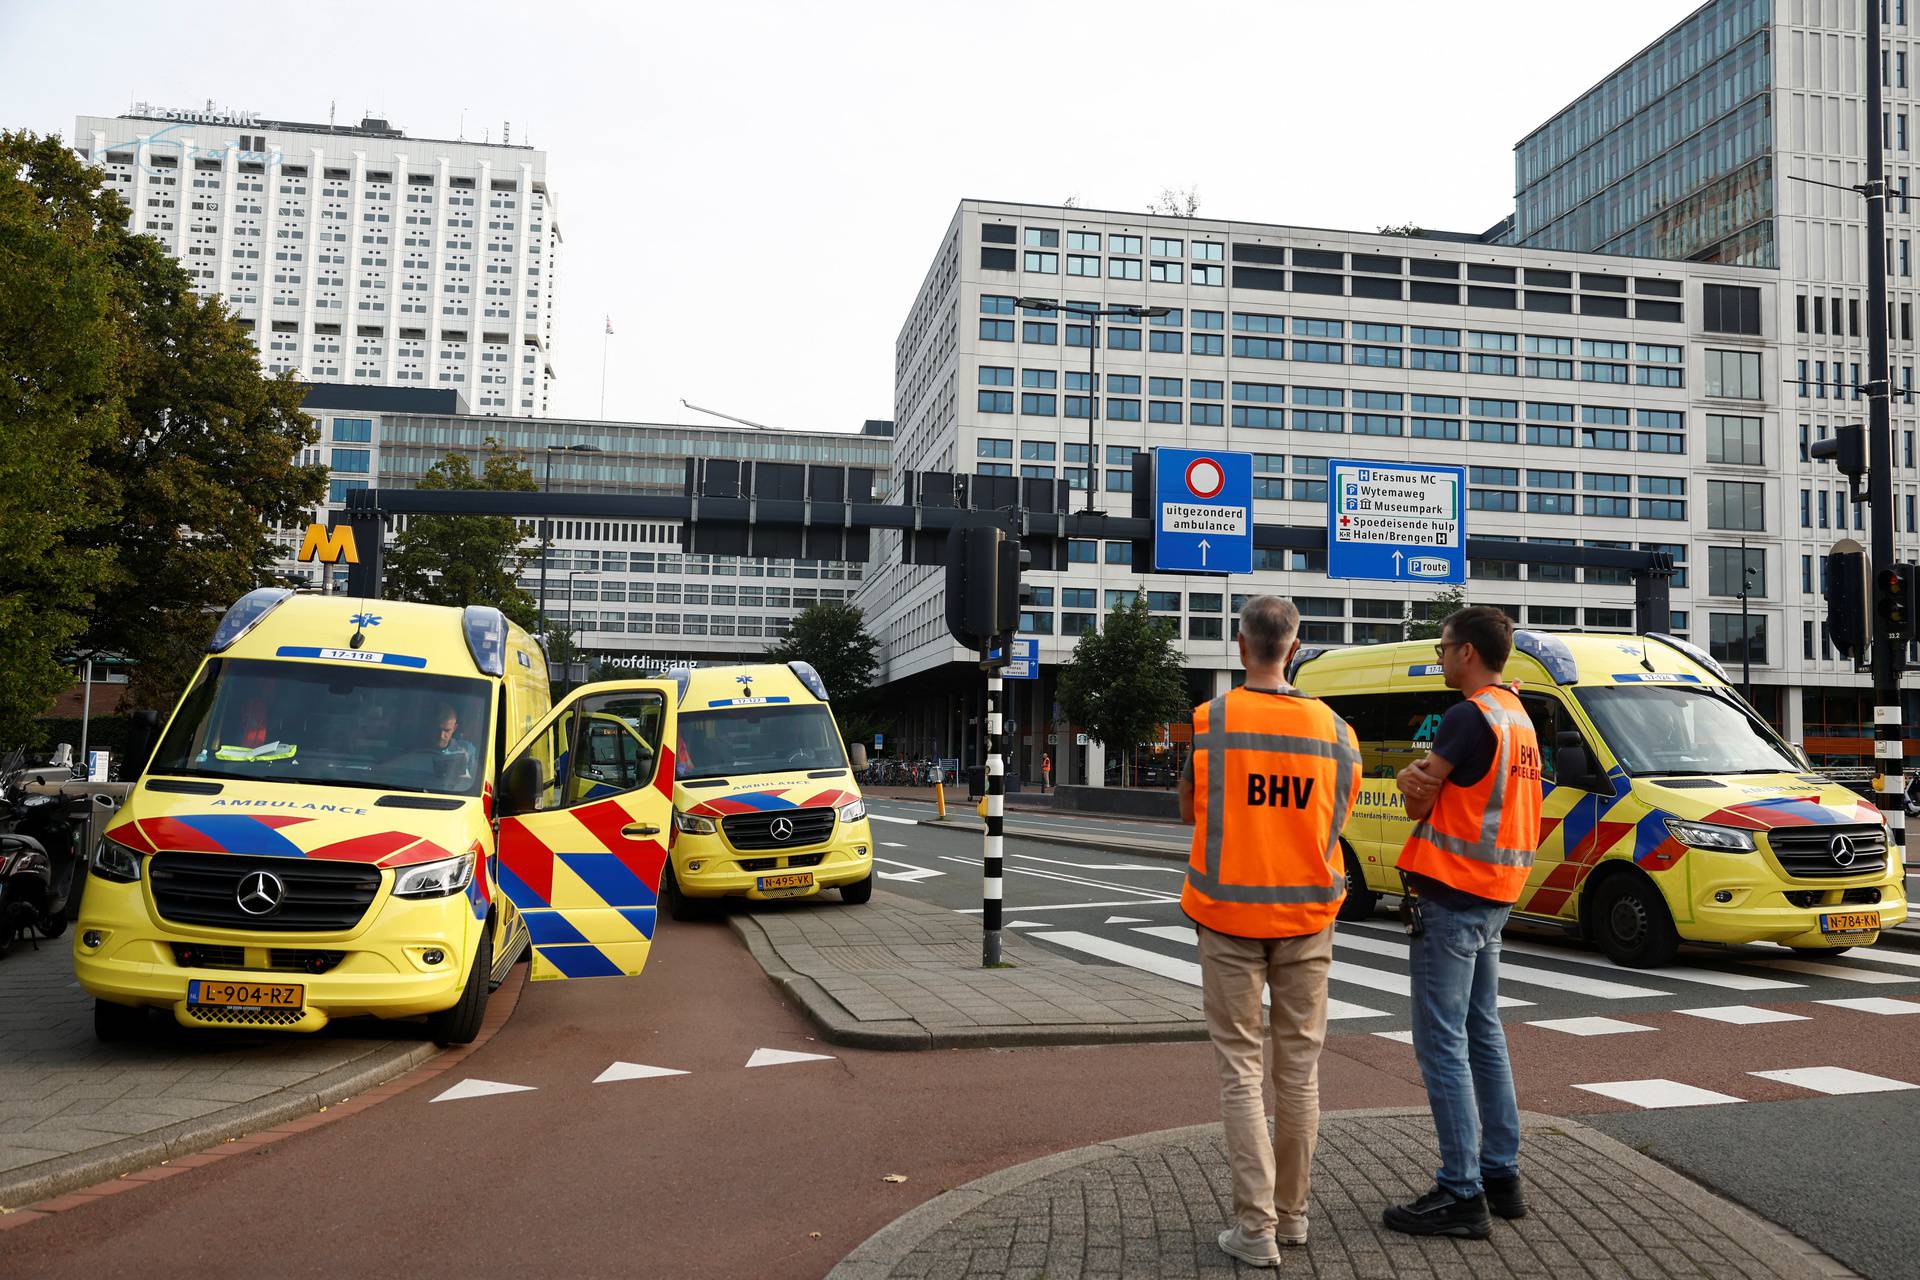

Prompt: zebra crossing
xmin=1022 ymin=916 xmax=1920 ymax=1031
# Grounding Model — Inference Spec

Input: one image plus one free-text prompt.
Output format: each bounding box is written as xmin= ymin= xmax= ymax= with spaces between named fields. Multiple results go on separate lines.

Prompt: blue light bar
xmin=461 ymin=606 xmax=507 ymax=677
xmin=1646 ymin=632 xmax=1730 ymax=683
xmin=1512 ymin=630 xmax=1579 ymax=685
xmin=788 ymin=661 xmax=831 ymax=701
xmin=209 ymin=588 xmax=293 ymax=653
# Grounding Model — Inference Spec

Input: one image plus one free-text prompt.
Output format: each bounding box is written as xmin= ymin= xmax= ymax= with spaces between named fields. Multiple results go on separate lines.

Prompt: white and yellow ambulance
xmin=74 ymin=589 xmax=680 ymax=1043
xmin=660 ymin=662 xmax=875 ymax=919
xmin=1292 ymin=631 xmax=1908 ymax=966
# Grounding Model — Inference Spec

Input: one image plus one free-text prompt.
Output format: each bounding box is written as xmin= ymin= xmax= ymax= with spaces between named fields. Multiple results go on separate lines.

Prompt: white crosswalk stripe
xmin=1750 ymin=1067 xmax=1918 ymax=1095
xmin=1751 ymin=957 xmax=1914 ymax=984
xmin=1331 ymin=928 xmax=1668 ymax=1000
xmin=1815 ymin=996 xmax=1920 ymax=1015
xmin=1678 ymin=1006 xmax=1810 ymax=1025
xmin=1524 ymin=1017 xmax=1656 ymax=1036
xmin=1029 ymin=930 xmax=1390 ymax=1020
xmin=1573 ymin=1079 xmax=1743 ymax=1109
xmin=1495 ymin=937 xmax=1802 ymax=991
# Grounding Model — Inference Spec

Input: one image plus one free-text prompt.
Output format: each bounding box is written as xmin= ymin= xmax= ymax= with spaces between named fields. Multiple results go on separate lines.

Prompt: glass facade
xmin=1507 ymin=0 xmax=1776 ymax=266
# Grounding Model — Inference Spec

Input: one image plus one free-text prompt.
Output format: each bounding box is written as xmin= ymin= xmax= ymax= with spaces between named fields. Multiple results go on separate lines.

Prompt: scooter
xmin=0 ymin=764 xmax=100 ymax=958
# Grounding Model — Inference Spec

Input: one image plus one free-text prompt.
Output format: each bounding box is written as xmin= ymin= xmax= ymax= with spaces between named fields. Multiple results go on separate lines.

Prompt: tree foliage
xmin=1149 ymin=186 xmax=1201 ymax=217
xmin=1057 ymin=595 xmax=1189 ymax=775
xmin=0 ymin=130 xmax=328 ymax=729
xmin=384 ymin=441 xmax=540 ymax=631
xmin=1404 ymin=584 xmax=1468 ymax=640
xmin=1376 ymin=222 xmax=1427 ymax=237
xmin=765 ymin=602 xmax=883 ymax=742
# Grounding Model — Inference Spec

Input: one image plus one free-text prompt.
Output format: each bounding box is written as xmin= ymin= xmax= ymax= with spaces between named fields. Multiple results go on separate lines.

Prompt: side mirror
xmin=1554 ymin=730 xmax=1600 ymax=790
xmin=847 ymin=743 xmax=869 ymax=771
xmin=500 ymin=756 xmax=545 ymax=816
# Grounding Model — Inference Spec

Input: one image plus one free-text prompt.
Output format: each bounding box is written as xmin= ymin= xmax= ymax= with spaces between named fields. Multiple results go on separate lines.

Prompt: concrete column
xmin=1086 ymin=739 xmax=1107 ymax=788
xmin=1784 ymin=685 xmax=1807 ymax=747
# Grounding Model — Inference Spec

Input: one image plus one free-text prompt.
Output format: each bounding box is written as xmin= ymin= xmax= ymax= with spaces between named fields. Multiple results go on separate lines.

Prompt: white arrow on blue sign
xmin=1153 ymin=448 xmax=1253 ymax=574
xmin=987 ymin=637 xmax=1039 ymax=680
xmin=1326 ymin=460 xmax=1466 ymax=584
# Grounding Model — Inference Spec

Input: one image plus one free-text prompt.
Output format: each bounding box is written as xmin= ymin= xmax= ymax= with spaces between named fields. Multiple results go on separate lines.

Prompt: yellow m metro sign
xmin=298 ymin=522 xmax=359 ymax=564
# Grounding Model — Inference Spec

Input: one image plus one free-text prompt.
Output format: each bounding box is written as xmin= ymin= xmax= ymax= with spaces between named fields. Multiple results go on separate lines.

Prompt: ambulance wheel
xmin=839 ymin=873 xmax=874 ymax=905
xmin=1336 ymin=846 xmax=1377 ymax=922
xmin=662 ymin=865 xmax=716 ymax=922
xmin=427 ymin=931 xmax=490 ymax=1046
xmin=1590 ymin=874 xmax=1679 ymax=969
xmin=94 ymin=999 xmax=150 ymax=1043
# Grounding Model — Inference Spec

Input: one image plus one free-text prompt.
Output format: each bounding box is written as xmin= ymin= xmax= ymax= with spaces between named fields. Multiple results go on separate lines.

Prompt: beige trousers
xmin=1197 ymin=921 xmax=1334 ymax=1241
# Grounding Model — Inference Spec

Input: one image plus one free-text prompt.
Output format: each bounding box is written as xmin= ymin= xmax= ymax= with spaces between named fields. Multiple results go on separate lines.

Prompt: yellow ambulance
xmin=660 ymin=662 xmax=875 ymax=919
xmin=1291 ymin=631 xmax=1907 ymax=967
xmin=74 ymin=589 xmax=680 ymax=1043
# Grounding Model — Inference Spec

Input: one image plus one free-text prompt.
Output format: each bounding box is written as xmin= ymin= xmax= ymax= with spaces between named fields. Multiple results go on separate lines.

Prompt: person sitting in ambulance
xmin=389 ymin=702 xmax=478 ymax=790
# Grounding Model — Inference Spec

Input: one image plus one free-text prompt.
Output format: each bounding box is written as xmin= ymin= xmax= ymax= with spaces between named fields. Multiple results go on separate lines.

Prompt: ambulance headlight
xmin=91 ymin=837 xmax=144 ymax=883
xmin=838 ymin=799 xmax=866 ymax=825
xmin=1664 ymin=818 xmax=1755 ymax=852
xmin=392 ymin=853 xmax=476 ymax=898
xmin=675 ymin=812 xmax=718 ymax=835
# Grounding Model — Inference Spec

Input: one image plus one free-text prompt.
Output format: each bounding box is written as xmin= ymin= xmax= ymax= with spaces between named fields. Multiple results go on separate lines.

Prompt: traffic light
xmin=944 ymin=527 xmax=1024 ymax=650
xmin=1824 ymin=545 xmax=1868 ymax=660
xmin=1871 ymin=561 xmax=1919 ymax=644
xmin=1807 ymin=423 xmax=1866 ymax=479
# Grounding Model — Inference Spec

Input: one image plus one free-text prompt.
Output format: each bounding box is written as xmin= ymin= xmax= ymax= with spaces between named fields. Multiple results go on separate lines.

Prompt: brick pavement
xmin=0 ymin=934 xmax=436 ymax=1208
xmin=730 ymin=890 xmax=1208 ymax=1049
xmin=829 ymin=1110 xmax=1857 ymax=1280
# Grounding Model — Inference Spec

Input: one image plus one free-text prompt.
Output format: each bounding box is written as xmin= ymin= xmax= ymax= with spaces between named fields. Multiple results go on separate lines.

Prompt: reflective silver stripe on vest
xmin=1408 ymin=687 xmax=1534 ymax=870
xmin=1190 ymin=690 xmax=1356 ymax=904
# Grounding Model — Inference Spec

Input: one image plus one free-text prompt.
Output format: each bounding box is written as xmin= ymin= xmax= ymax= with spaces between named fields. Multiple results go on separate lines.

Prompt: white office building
xmin=74 ymin=105 xmax=558 ymax=416
xmin=861 ymin=198 xmax=1781 ymax=785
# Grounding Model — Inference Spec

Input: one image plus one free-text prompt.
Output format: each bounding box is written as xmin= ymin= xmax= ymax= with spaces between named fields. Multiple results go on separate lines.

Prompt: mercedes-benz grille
xmin=722 ymin=808 xmax=837 ymax=851
xmin=149 ymin=852 xmax=381 ymax=932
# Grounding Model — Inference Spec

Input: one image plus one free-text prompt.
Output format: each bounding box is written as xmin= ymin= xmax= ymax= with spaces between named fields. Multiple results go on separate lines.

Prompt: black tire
xmin=94 ymin=998 xmax=149 ymax=1043
xmin=1590 ymin=873 xmax=1680 ymax=969
xmin=1336 ymin=845 xmax=1379 ymax=922
xmin=37 ymin=914 xmax=67 ymax=941
xmin=426 ymin=929 xmax=491 ymax=1046
xmin=662 ymin=863 xmax=716 ymax=922
xmin=839 ymin=873 xmax=874 ymax=905
xmin=0 ymin=901 xmax=38 ymax=959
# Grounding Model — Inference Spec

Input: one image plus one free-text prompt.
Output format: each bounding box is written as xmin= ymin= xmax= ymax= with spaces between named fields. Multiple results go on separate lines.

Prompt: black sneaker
xmin=1382 ymin=1186 xmax=1494 ymax=1239
xmin=1483 ymin=1173 xmax=1526 ymax=1220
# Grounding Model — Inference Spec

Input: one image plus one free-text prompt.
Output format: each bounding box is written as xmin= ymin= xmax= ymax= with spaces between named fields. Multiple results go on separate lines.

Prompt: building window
xmin=331 ymin=417 xmax=373 ymax=442
xmin=1706 ymin=480 xmax=1765 ymax=531
xmin=330 ymin=447 xmax=371 ymax=473
xmin=1707 ymin=547 xmax=1765 ymax=598
xmin=1704 ymin=414 xmax=1764 ymax=466
xmin=1704 ymin=349 xmax=1763 ymax=399
xmin=1709 ymin=614 xmax=1766 ymax=666
xmin=1702 ymin=284 xmax=1762 ymax=335
xmin=978 ymin=390 xmax=1013 ymax=414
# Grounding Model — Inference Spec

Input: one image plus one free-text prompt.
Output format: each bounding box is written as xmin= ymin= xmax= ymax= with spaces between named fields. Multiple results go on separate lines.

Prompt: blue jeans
xmin=1408 ymin=896 xmax=1521 ymax=1200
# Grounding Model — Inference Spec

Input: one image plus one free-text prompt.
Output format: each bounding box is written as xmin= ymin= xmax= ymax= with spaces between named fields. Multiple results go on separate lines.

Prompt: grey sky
xmin=3 ymin=0 xmax=1701 ymax=433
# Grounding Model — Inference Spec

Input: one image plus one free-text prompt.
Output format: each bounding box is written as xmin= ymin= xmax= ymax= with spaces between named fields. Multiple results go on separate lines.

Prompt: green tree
xmin=385 ymin=441 xmax=540 ymax=631
xmin=1057 ymin=595 xmax=1189 ymax=785
xmin=765 ymin=602 xmax=883 ymax=742
xmin=1405 ymin=584 xmax=1468 ymax=640
xmin=0 ymin=130 xmax=328 ymax=724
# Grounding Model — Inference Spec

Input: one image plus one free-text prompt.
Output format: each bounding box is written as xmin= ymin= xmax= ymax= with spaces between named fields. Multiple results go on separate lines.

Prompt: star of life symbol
xmin=350 ymin=613 xmax=382 ymax=627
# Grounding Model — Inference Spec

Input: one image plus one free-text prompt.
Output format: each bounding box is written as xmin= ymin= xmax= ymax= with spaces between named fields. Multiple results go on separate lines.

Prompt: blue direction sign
xmin=1327 ymin=460 xmax=1466 ymax=584
xmin=987 ymin=637 xmax=1039 ymax=679
xmin=1153 ymin=448 xmax=1253 ymax=574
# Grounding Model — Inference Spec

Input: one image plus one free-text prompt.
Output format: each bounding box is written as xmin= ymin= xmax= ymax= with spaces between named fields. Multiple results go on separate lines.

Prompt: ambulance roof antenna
xmin=1639 ymin=638 xmax=1655 ymax=672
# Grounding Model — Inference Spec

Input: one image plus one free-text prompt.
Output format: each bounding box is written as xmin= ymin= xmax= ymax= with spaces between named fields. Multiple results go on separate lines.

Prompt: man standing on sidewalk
xmin=1178 ymin=595 xmax=1360 ymax=1268
xmin=1386 ymin=606 xmax=1541 ymax=1240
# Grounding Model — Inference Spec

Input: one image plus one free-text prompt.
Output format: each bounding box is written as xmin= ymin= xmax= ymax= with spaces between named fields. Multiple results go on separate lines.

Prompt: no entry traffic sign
xmin=1153 ymin=448 xmax=1253 ymax=574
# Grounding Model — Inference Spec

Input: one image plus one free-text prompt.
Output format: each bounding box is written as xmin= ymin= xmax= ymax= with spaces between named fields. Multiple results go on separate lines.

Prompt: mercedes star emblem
xmin=770 ymin=816 xmax=795 ymax=841
xmin=1829 ymin=834 xmax=1858 ymax=868
xmin=236 ymin=870 xmax=286 ymax=915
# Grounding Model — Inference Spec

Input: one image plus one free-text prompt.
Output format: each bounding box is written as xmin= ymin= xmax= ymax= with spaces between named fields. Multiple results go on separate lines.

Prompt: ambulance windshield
xmin=676 ymin=704 xmax=847 ymax=780
xmin=151 ymin=658 xmax=492 ymax=795
xmin=1574 ymin=684 xmax=1799 ymax=777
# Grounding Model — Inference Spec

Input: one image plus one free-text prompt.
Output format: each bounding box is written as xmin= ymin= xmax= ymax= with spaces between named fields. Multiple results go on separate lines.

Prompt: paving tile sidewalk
xmin=0 ymin=935 xmax=438 ymax=1210
xmin=728 ymin=890 xmax=1208 ymax=1050
xmin=829 ymin=1109 xmax=1858 ymax=1280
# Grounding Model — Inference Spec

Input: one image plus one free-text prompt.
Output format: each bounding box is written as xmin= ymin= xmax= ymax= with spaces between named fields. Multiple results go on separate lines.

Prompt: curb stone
xmin=825 ymin=1108 xmax=1859 ymax=1280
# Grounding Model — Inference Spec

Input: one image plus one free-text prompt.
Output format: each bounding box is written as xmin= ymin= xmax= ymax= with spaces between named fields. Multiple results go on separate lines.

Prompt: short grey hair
xmin=1238 ymin=595 xmax=1300 ymax=665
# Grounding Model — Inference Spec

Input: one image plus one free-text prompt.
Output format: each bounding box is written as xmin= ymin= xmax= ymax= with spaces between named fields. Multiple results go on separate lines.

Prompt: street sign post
xmin=1327 ymin=460 xmax=1466 ymax=585
xmin=1152 ymin=448 xmax=1253 ymax=574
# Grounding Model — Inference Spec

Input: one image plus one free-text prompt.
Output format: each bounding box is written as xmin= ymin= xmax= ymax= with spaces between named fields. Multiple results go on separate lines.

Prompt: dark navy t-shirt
xmin=1408 ymin=697 xmax=1505 ymax=910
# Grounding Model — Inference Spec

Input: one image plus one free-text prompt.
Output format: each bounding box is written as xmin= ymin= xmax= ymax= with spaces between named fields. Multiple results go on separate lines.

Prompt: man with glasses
xmin=1385 ymin=607 xmax=1541 ymax=1240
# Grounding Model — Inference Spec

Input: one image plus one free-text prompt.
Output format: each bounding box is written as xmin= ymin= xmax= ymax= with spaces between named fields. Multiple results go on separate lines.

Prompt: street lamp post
xmin=1014 ymin=298 xmax=1171 ymax=514
xmin=1737 ymin=537 xmax=1757 ymax=701
xmin=561 ymin=569 xmax=598 ymax=690
xmin=538 ymin=443 xmax=605 ymax=640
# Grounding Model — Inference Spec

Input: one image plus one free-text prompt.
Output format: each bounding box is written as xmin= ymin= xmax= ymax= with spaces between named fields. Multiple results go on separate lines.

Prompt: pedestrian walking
xmin=1177 ymin=595 xmax=1360 ymax=1267
xmin=1386 ymin=606 xmax=1542 ymax=1240
xmin=1041 ymin=751 xmax=1052 ymax=792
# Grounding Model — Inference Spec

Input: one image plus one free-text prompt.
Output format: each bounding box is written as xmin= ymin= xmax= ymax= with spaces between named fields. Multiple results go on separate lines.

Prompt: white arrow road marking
xmin=431 ymin=1079 xmax=536 ymax=1103
xmin=880 ymin=841 xmax=908 ymax=848
xmin=1105 ymin=915 xmax=1150 ymax=925
xmin=1006 ymin=920 xmax=1045 ymax=929
xmin=1031 ymin=930 xmax=1389 ymax=1020
xmin=746 ymin=1047 xmax=836 ymax=1069
xmin=874 ymin=857 xmax=943 ymax=882
xmin=594 ymin=1062 xmax=690 ymax=1084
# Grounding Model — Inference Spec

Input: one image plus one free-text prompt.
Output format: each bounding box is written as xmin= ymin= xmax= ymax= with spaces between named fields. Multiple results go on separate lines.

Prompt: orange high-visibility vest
xmin=1399 ymin=684 xmax=1542 ymax=904
xmin=1182 ymin=687 xmax=1362 ymax=938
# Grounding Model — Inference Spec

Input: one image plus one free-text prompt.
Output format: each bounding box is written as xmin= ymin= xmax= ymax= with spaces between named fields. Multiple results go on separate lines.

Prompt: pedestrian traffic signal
xmin=1824 ymin=545 xmax=1868 ymax=661
xmin=1808 ymin=423 xmax=1866 ymax=479
xmin=1871 ymin=561 xmax=1919 ymax=644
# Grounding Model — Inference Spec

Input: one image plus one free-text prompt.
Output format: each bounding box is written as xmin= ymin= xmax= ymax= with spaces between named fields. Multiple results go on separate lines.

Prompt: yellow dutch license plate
xmin=188 ymin=979 xmax=304 ymax=1009
xmin=757 ymin=872 xmax=815 ymax=893
xmin=1820 ymin=911 xmax=1880 ymax=935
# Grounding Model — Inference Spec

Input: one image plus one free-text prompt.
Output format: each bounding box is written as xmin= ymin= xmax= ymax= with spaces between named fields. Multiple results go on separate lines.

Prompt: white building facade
xmin=860 ymin=199 xmax=1783 ymax=784
xmin=74 ymin=106 xmax=558 ymax=416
